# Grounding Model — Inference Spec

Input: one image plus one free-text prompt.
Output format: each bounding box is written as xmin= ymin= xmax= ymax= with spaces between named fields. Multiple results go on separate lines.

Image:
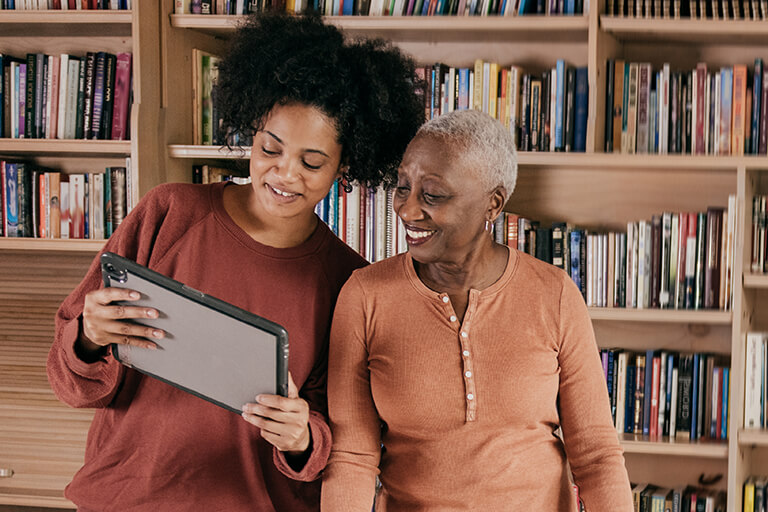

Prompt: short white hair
xmin=416 ymin=109 xmax=518 ymax=202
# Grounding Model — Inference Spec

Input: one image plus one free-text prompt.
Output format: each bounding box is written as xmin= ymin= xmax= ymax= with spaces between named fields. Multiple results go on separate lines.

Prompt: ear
xmin=487 ymin=186 xmax=507 ymax=223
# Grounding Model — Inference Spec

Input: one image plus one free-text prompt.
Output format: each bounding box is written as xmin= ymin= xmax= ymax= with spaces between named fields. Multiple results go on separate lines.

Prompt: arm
xmin=556 ymin=277 xmax=634 ymax=511
xmin=321 ymin=275 xmax=381 ymax=512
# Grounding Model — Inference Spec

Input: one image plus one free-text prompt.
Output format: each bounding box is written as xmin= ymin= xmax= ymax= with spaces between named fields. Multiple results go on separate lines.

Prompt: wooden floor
xmin=0 ymin=507 xmax=72 ymax=511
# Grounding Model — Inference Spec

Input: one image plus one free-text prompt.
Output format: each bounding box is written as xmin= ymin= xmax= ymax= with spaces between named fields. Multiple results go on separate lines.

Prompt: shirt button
xmin=463 ymin=350 xmax=470 ymax=357
xmin=467 ymin=393 xmax=474 ymax=400
xmin=461 ymin=331 xmax=468 ymax=338
xmin=442 ymin=296 xmax=450 ymax=303
xmin=450 ymin=315 xmax=457 ymax=322
xmin=465 ymin=371 xmax=472 ymax=378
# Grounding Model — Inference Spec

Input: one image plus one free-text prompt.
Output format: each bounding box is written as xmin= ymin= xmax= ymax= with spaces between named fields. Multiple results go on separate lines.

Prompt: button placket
xmin=460 ymin=295 xmax=478 ymax=423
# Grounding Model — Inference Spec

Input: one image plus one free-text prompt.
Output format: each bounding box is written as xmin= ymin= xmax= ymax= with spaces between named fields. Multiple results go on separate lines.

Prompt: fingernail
xmin=147 ymin=309 xmax=157 ymax=318
xmin=152 ymin=330 xmax=162 ymax=338
xmin=130 ymin=292 xmax=140 ymax=299
xmin=147 ymin=344 xmax=158 ymax=350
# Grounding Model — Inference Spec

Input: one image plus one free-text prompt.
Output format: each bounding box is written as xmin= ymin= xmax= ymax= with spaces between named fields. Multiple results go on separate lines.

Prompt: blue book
xmin=573 ymin=66 xmax=588 ymax=152
xmin=752 ymin=59 xmax=763 ymax=154
xmin=343 ymin=0 xmax=354 ymax=15
xmin=721 ymin=367 xmax=729 ymax=439
xmin=691 ymin=353 xmax=700 ymax=440
xmin=564 ymin=0 xmax=575 ymax=14
xmin=665 ymin=353 xmax=675 ymax=435
xmin=607 ymin=350 xmax=616 ymax=421
xmin=625 ymin=363 xmax=636 ymax=434
xmin=649 ymin=89 xmax=657 ymax=154
xmin=554 ymin=60 xmax=565 ymax=150
xmin=458 ymin=68 xmax=470 ymax=110
xmin=83 ymin=173 xmax=90 ymax=239
xmin=430 ymin=67 xmax=437 ymax=119
xmin=643 ymin=349 xmax=654 ymax=436
xmin=569 ymin=230 xmax=582 ymax=293
xmin=328 ymin=180 xmax=338 ymax=235
xmin=517 ymin=0 xmax=531 ymax=14
xmin=4 ymin=163 xmax=18 ymax=237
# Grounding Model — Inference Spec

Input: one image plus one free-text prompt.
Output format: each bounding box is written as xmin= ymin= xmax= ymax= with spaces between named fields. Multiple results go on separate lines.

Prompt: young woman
xmin=47 ymin=12 xmax=424 ymax=512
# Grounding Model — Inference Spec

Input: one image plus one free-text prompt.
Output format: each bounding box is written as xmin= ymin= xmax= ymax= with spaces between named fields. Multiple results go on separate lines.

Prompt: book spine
xmin=573 ymin=67 xmax=588 ymax=152
xmin=75 ymin=56 xmax=86 ymax=139
xmin=24 ymin=54 xmax=35 ymax=139
xmin=564 ymin=67 xmax=576 ymax=152
xmin=90 ymin=52 xmax=106 ymax=139
xmin=101 ymin=53 xmax=116 ymax=139
xmin=605 ymin=59 xmax=615 ymax=152
xmin=694 ymin=211 xmax=707 ymax=309
xmin=752 ymin=59 xmax=763 ymax=154
xmin=82 ymin=52 xmax=95 ymax=139
xmin=704 ymin=208 xmax=724 ymax=309
xmin=637 ymin=63 xmax=650 ymax=153
xmin=732 ymin=64 xmax=748 ymax=155
xmin=650 ymin=215 xmax=661 ymax=308
xmin=111 ymin=53 xmax=131 ymax=141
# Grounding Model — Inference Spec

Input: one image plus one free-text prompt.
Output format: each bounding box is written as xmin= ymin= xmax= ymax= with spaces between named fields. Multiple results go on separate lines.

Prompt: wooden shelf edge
xmin=744 ymin=273 xmax=768 ymax=289
xmin=600 ymin=16 xmax=768 ymax=42
xmin=0 ymin=238 xmax=105 ymax=252
xmin=167 ymin=144 xmax=250 ymax=159
xmin=0 ymin=491 xmax=74 ymax=509
xmin=619 ymin=434 xmax=729 ymax=458
xmin=0 ymin=10 xmax=132 ymax=24
xmin=738 ymin=428 xmax=768 ymax=446
xmin=588 ymin=307 xmax=732 ymax=324
xmin=0 ymin=139 xmax=131 ymax=157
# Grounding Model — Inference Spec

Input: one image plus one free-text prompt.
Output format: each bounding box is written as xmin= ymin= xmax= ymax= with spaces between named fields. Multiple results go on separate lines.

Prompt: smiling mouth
xmin=266 ymin=183 xmax=300 ymax=199
xmin=404 ymin=225 xmax=436 ymax=245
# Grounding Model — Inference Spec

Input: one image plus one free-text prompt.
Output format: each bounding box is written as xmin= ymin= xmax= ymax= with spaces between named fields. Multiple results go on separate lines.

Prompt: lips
xmin=404 ymin=224 xmax=436 ymax=246
xmin=266 ymin=183 xmax=300 ymax=202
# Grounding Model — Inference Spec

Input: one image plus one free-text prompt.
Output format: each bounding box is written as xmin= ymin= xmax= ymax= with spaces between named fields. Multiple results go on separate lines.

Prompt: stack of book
xmin=629 ymin=485 xmax=726 ymax=512
xmin=744 ymin=477 xmax=768 ymax=512
xmin=601 ymin=348 xmax=730 ymax=441
xmin=606 ymin=0 xmax=767 ymax=19
xmin=753 ymin=195 xmax=767 ymax=274
xmin=175 ymin=0 xmax=585 ymax=15
xmin=0 ymin=160 xmax=132 ymax=240
xmin=493 ymin=202 xmax=737 ymax=311
xmin=0 ymin=0 xmax=130 ymax=9
xmin=605 ymin=60 xmax=768 ymax=156
xmin=744 ymin=332 xmax=768 ymax=430
xmin=0 ymin=52 xmax=133 ymax=141
xmin=420 ymin=59 xmax=589 ymax=153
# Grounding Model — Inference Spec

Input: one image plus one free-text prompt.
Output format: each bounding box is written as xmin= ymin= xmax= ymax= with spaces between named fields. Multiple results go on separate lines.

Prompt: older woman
xmin=321 ymin=110 xmax=633 ymax=511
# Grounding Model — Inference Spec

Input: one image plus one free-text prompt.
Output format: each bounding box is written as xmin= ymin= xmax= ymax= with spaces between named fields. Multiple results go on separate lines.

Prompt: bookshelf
xmin=0 ymin=4 xmax=162 ymax=508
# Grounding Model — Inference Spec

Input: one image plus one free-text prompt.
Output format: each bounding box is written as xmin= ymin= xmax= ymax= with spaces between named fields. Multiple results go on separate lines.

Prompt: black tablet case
xmin=101 ymin=252 xmax=289 ymax=413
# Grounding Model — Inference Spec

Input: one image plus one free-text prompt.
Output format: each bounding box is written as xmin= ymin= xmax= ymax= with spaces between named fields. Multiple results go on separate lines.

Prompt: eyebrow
xmin=265 ymin=131 xmax=330 ymax=158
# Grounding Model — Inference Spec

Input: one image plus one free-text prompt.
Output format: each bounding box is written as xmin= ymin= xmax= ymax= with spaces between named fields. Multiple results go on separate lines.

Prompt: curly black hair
xmin=214 ymin=12 xmax=425 ymax=189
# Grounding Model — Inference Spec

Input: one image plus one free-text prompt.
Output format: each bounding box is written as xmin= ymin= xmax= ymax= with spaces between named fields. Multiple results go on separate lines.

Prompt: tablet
xmin=100 ymin=252 xmax=289 ymax=414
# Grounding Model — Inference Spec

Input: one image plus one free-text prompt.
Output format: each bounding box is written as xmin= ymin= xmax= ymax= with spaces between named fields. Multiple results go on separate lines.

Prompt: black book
xmin=83 ymin=52 xmax=96 ymax=140
xmin=551 ymin=222 xmax=567 ymax=269
xmin=650 ymin=215 xmax=661 ymax=308
xmin=101 ymin=53 xmax=117 ymax=140
xmin=34 ymin=53 xmax=44 ymax=138
xmin=670 ymin=72 xmax=679 ymax=153
xmin=564 ymin=67 xmax=576 ymax=152
xmin=694 ymin=211 xmax=706 ymax=309
xmin=535 ymin=227 xmax=552 ymax=263
xmin=676 ymin=354 xmax=694 ymax=440
xmin=684 ymin=71 xmax=693 ymax=154
xmin=75 ymin=55 xmax=87 ymax=140
xmin=540 ymin=70 xmax=551 ymax=152
xmin=520 ymin=74 xmax=531 ymax=151
xmin=25 ymin=53 xmax=36 ymax=139
xmin=605 ymin=59 xmax=615 ymax=152
xmin=16 ymin=163 xmax=32 ymax=237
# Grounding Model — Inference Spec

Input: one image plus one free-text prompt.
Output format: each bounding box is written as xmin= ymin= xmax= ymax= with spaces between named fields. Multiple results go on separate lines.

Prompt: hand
xmin=79 ymin=287 xmax=165 ymax=356
xmin=241 ymin=373 xmax=311 ymax=455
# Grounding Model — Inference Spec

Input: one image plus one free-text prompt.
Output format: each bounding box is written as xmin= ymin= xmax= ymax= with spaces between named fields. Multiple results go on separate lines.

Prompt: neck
xmin=226 ymin=184 xmax=319 ymax=248
xmin=414 ymin=238 xmax=508 ymax=293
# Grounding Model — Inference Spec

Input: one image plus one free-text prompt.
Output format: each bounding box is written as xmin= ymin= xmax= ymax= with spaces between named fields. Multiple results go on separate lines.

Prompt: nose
xmin=271 ymin=154 xmax=301 ymax=183
xmin=394 ymin=190 xmax=424 ymax=223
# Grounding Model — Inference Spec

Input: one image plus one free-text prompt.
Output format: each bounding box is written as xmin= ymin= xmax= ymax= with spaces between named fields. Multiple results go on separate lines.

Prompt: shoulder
xmin=346 ymin=253 xmax=408 ymax=290
xmin=132 ymin=183 xmax=217 ymax=223
xmin=512 ymin=249 xmax=572 ymax=295
xmin=315 ymin=226 xmax=368 ymax=290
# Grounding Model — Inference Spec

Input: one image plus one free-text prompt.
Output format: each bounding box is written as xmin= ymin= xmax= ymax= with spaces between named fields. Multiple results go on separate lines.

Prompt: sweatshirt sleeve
xmin=273 ymin=340 xmax=333 ymax=482
xmin=321 ymin=274 xmax=380 ymax=512
xmin=556 ymin=277 xmax=634 ymax=511
xmin=46 ymin=187 xmax=166 ymax=409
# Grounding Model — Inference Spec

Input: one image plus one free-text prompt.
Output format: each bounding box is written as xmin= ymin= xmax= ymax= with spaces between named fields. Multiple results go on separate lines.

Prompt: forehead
xmin=262 ymin=103 xmax=340 ymax=148
xmin=399 ymin=134 xmax=469 ymax=180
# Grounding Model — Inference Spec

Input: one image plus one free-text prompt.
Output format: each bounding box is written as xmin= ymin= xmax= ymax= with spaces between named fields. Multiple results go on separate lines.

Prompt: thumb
xmin=287 ymin=372 xmax=299 ymax=399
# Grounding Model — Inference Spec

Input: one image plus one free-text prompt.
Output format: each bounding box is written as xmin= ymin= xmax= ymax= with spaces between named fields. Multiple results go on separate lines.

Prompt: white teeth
xmin=406 ymin=228 xmax=435 ymax=239
xmin=268 ymin=184 xmax=296 ymax=197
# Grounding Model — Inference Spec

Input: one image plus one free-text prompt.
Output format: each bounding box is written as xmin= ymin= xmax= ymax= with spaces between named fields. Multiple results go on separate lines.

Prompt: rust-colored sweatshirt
xmin=323 ymin=248 xmax=633 ymax=511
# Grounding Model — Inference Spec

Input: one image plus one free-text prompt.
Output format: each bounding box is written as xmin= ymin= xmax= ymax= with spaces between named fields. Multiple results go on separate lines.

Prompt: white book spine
xmin=616 ymin=352 xmax=628 ymax=433
xmin=637 ymin=221 xmax=647 ymax=309
xmin=658 ymin=351 xmax=667 ymax=435
xmin=345 ymin=185 xmax=361 ymax=253
xmin=744 ymin=332 xmax=765 ymax=428
xmin=375 ymin=187 xmax=387 ymax=263
xmin=670 ymin=367 xmax=679 ymax=437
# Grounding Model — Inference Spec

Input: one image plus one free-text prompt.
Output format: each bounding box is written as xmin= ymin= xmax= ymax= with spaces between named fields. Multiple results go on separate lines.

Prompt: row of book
xmin=0 ymin=160 xmax=132 ymax=239
xmin=601 ymin=349 xmax=730 ymax=441
xmin=492 ymin=202 xmax=736 ymax=311
xmin=606 ymin=0 xmax=766 ymax=18
xmin=744 ymin=332 xmax=768 ymax=430
xmin=420 ymin=60 xmax=589 ymax=153
xmin=0 ymin=0 xmax=130 ymax=8
xmin=630 ymin=484 xmax=726 ymax=512
xmin=175 ymin=0 xmax=586 ymax=15
xmin=605 ymin=59 xmax=768 ymax=156
xmin=753 ymin=195 xmax=768 ymax=274
xmin=744 ymin=477 xmax=768 ymax=512
xmin=0 ymin=52 xmax=132 ymax=141
xmin=191 ymin=164 xmax=249 ymax=185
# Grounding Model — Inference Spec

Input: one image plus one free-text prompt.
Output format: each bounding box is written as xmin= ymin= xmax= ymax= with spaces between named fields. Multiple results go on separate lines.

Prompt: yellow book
xmin=744 ymin=477 xmax=755 ymax=512
xmin=473 ymin=59 xmax=484 ymax=111
xmin=489 ymin=62 xmax=499 ymax=119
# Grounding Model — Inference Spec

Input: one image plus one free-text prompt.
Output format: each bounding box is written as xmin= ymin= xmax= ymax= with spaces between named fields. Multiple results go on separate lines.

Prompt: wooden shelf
xmin=738 ymin=429 xmax=768 ymax=446
xmin=168 ymin=144 xmax=249 ymax=159
xmin=170 ymin=14 xmax=589 ymax=41
xmin=0 ymin=238 xmax=105 ymax=252
xmin=0 ymin=139 xmax=131 ymax=157
xmin=601 ymin=16 xmax=768 ymax=44
xmin=744 ymin=273 xmax=768 ymax=289
xmin=588 ymin=307 xmax=732 ymax=324
xmin=619 ymin=434 xmax=729 ymax=458
xmin=0 ymin=10 xmax=132 ymax=37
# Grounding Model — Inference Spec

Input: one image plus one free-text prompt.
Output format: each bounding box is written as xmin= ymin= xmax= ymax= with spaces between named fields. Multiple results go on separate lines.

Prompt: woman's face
xmin=393 ymin=134 xmax=495 ymax=264
xmin=249 ymin=103 xmax=343 ymax=221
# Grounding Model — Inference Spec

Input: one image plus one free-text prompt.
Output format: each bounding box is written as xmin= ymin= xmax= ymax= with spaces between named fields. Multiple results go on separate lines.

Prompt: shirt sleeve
xmin=321 ymin=274 xmax=380 ymax=511
xmin=556 ymin=276 xmax=634 ymax=511
xmin=46 ymin=188 xmax=164 ymax=409
xmin=273 ymin=341 xmax=333 ymax=482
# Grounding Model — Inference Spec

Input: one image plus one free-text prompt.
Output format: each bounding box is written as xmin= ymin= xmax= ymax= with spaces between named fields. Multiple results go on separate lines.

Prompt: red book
xmin=0 ymin=161 xmax=6 ymax=237
xmin=506 ymin=213 xmax=519 ymax=248
xmin=48 ymin=56 xmax=60 ymax=140
xmin=650 ymin=355 xmax=661 ymax=438
xmin=732 ymin=65 xmax=748 ymax=155
xmin=675 ymin=212 xmax=689 ymax=308
xmin=110 ymin=53 xmax=132 ymax=141
xmin=695 ymin=63 xmax=707 ymax=155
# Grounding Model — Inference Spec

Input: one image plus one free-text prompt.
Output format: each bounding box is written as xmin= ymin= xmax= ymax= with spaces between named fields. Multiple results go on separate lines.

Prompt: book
xmin=704 ymin=207 xmax=724 ymax=309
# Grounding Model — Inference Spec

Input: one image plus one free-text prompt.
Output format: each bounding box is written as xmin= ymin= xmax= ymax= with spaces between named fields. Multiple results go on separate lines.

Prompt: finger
xmin=108 ymin=333 xmax=158 ymax=350
xmin=241 ymin=412 xmax=283 ymax=435
xmin=105 ymin=304 xmax=161 ymax=322
xmin=103 ymin=320 xmax=165 ymax=340
xmin=242 ymin=403 xmax=304 ymax=425
xmin=287 ymin=372 xmax=298 ymax=399
xmin=256 ymin=394 xmax=307 ymax=413
xmin=92 ymin=287 xmax=143 ymax=305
